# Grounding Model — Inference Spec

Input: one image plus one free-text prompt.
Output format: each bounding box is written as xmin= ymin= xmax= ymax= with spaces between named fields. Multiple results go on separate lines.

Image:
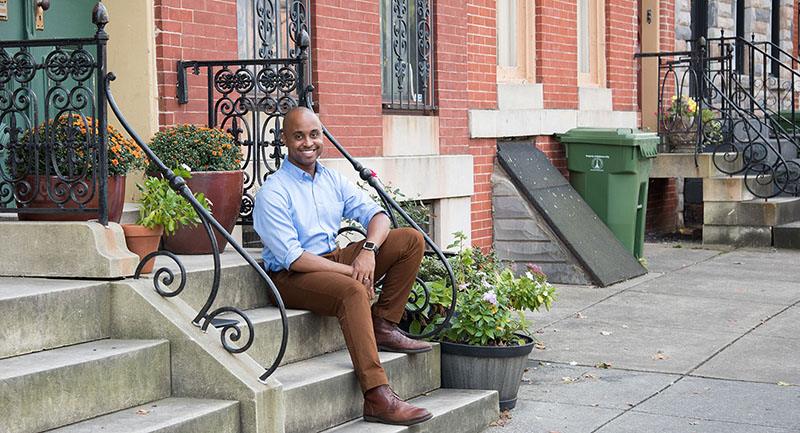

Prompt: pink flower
xmin=509 ymin=263 xmax=518 ymax=271
xmin=482 ymin=289 xmax=497 ymax=305
xmin=526 ymin=263 xmax=542 ymax=273
xmin=482 ymin=279 xmax=492 ymax=289
xmin=458 ymin=283 xmax=470 ymax=289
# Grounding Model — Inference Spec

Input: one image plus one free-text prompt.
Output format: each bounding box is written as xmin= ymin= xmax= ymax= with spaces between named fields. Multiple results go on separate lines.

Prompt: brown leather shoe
xmin=373 ymin=315 xmax=432 ymax=354
xmin=363 ymin=385 xmax=433 ymax=425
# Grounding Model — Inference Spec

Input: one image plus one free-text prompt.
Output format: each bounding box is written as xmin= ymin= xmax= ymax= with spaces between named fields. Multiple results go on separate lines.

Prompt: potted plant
xmin=121 ymin=168 xmax=210 ymax=273
xmin=407 ymin=231 xmax=556 ymax=411
xmin=659 ymin=95 xmax=722 ymax=152
xmin=9 ymin=113 xmax=144 ymax=222
xmin=147 ymin=124 xmax=243 ymax=254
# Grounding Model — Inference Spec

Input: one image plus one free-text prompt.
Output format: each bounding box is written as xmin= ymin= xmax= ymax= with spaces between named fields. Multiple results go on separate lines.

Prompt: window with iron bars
xmin=380 ymin=0 xmax=436 ymax=111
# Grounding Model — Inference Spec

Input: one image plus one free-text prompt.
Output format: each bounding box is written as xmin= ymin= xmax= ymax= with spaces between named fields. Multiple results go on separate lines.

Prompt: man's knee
xmin=393 ymin=227 xmax=425 ymax=254
xmin=336 ymin=279 xmax=371 ymax=309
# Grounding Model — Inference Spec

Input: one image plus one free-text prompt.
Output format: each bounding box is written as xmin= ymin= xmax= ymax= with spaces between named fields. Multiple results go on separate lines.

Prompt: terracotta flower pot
xmin=17 ymin=175 xmax=126 ymax=223
xmin=121 ymin=224 xmax=164 ymax=274
xmin=163 ymin=170 xmax=244 ymax=255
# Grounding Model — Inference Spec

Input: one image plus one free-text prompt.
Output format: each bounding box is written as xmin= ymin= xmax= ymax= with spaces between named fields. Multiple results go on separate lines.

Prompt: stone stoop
xmin=0 ymin=277 xmax=242 ymax=433
xmin=49 ymin=397 xmax=240 ymax=433
xmin=140 ymin=249 xmax=500 ymax=432
xmin=774 ymin=221 xmax=800 ymax=249
xmin=649 ymin=152 xmax=800 ymax=249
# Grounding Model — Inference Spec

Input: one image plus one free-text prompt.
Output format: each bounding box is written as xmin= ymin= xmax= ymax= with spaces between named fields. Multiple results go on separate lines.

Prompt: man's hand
xmin=351 ymin=249 xmax=376 ymax=299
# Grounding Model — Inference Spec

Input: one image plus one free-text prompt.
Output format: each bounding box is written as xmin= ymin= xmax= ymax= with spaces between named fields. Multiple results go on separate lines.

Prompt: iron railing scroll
xmin=0 ymin=3 xmax=110 ymax=224
xmin=106 ymin=79 xmax=289 ymax=382
xmin=637 ymin=35 xmax=800 ymax=198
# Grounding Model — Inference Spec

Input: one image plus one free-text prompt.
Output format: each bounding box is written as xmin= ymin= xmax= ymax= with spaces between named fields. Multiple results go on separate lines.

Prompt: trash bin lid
xmin=556 ymin=127 xmax=659 ymax=158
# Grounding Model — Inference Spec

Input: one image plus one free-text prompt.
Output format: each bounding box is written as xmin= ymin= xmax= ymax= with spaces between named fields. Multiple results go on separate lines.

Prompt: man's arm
xmin=349 ymin=212 xmax=390 ymax=294
xmin=288 ymin=212 xmax=390 ymax=299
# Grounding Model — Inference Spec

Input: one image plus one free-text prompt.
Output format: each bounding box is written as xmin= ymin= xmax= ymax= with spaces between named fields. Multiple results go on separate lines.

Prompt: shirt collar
xmin=282 ymin=156 xmax=326 ymax=180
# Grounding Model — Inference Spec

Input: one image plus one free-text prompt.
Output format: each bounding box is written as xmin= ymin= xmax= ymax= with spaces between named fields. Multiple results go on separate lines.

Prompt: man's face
xmin=282 ymin=108 xmax=323 ymax=176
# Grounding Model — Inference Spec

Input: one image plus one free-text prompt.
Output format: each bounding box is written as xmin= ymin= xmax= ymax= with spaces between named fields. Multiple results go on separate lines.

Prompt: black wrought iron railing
xmin=637 ymin=34 xmax=800 ymax=198
xmin=106 ymin=71 xmax=289 ymax=382
xmin=176 ymin=52 xmax=309 ymax=225
xmin=0 ymin=4 xmax=110 ymax=223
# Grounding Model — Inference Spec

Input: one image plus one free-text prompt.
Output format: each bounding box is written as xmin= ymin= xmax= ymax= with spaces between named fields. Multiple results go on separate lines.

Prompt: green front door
xmin=0 ymin=0 xmax=99 ymax=208
xmin=0 ymin=0 xmax=97 ymax=40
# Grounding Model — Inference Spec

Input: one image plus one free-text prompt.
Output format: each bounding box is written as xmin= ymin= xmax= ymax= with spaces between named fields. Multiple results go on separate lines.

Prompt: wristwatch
xmin=361 ymin=241 xmax=379 ymax=255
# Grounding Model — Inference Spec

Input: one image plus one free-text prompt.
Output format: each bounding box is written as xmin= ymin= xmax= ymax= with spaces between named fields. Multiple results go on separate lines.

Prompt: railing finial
xmin=92 ymin=2 xmax=109 ymax=32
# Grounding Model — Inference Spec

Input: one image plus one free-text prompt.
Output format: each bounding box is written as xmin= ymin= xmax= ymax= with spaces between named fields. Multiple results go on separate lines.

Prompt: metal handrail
xmin=105 ymin=73 xmax=289 ymax=383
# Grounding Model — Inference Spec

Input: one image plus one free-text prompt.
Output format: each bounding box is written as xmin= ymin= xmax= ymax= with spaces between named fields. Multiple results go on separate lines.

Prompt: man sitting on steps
xmin=253 ymin=106 xmax=433 ymax=426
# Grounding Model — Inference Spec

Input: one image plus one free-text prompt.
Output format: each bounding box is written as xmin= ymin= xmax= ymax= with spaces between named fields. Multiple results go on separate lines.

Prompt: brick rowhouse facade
xmin=151 ymin=0 xmax=680 ymax=249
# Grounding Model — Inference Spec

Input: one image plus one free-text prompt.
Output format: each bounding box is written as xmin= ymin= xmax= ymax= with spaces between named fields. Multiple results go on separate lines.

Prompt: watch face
xmin=363 ymin=241 xmax=375 ymax=249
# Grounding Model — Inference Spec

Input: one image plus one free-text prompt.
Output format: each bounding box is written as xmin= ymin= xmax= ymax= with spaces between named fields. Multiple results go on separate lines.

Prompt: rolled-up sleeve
xmin=338 ymin=173 xmax=388 ymax=228
xmin=254 ymin=187 xmax=304 ymax=270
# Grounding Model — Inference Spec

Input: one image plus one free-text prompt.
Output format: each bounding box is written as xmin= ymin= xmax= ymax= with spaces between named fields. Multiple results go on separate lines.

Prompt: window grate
xmin=381 ymin=0 xmax=436 ymax=111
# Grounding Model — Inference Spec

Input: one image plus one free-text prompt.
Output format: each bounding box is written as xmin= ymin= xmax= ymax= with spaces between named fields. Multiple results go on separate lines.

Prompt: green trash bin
xmin=556 ymin=127 xmax=659 ymax=259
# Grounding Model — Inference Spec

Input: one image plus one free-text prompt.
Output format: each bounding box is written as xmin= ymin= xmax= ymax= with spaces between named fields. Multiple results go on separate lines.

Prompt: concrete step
xmin=649 ymin=152 xmax=743 ymax=178
xmin=774 ymin=221 xmax=800 ymax=249
xmin=274 ymin=346 xmax=442 ymax=433
xmin=50 ymin=397 xmax=240 ymax=433
xmin=703 ymin=197 xmax=800 ymax=226
xmin=322 ymin=388 xmax=499 ymax=433
xmin=702 ymin=225 xmax=773 ymax=248
xmin=703 ymin=175 xmax=773 ymax=201
xmin=0 ymin=339 xmax=171 ymax=433
xmin=121 ymin=202 xmax=140 ymax=224
xmin=0 ymin=278 xmax=109 ymax=359
xmin=144 ymin=248 xmax=270 ymax=314
xmin=223 ymin=306 xmax=346 ymax=367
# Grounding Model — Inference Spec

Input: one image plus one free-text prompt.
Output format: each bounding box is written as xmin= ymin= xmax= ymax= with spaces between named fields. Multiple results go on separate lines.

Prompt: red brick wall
xmin=645 ymin=178 xmax=678 ymax=233
xmin=535 ymin=0 xmax=578 ymax=109
xmin=466 ymin=0 xmax=497 ymax=110
xmin=606 ymin=0 xmax=638 ymax=111
xmin=311 ymin=0 xmax=383 ymax=158
xmin=466 ymin=0 xmax=497 ymax=249
xmin=645 ymin=0 xmax=679 ymax=234
xmin=154 ymin=0 xmax=238 ymax=129
xmin=535 ymin=135 xmax=568 ymax=178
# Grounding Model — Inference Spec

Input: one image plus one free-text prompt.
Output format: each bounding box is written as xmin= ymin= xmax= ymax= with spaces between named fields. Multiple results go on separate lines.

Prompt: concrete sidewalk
xmin=483 ymin=242 xmax=800 ymax=433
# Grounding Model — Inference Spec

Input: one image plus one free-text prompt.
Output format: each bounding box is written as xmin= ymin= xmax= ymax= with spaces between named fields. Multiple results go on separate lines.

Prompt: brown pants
xmin=268 ymin=227 xmax=425 ymax=392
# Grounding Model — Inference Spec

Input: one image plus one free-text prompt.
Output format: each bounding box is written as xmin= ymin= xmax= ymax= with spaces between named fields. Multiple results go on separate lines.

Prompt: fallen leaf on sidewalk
xmin=651 ymin=350 xmax=670 ymax=360
xmin=135 ymin=410 xmax=150 ymax=415
xmin=524 ymin=367 xmax=530 ymax=372
xmin=590 ymin=403 xmax=599 ymax=407
xmin=594 ymin=362 xmax=612 ymax=369
xmin=778 ymin=382 xmax=797 ymax=386
xmin=575 ymin=312 xmax=583 ymax=318
xmin=600 ymin=331 xmax=613 ymax=336
xmin=521 ymin=377 xmax=532 ymax=384
xmin=534 ymin=342 xmax=547 ymax=350
xmin=547 ymin=430 xmax=562 ymax=433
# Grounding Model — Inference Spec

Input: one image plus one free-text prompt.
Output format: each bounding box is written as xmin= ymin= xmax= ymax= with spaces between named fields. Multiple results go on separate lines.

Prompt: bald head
xmin=283 ymin=107 xmax=320 ymax=136
xmin=282 ymin=106 xmax=323 ymax=176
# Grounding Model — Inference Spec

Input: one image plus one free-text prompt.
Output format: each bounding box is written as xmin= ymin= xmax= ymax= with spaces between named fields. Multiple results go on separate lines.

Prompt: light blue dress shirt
xmin=254 ymin=158 xmax=387 ymax=272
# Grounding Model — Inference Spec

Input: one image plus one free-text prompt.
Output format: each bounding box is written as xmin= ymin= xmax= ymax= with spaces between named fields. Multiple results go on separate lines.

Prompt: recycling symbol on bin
xmin=591 ymin=156 xmax=604 ymax=171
